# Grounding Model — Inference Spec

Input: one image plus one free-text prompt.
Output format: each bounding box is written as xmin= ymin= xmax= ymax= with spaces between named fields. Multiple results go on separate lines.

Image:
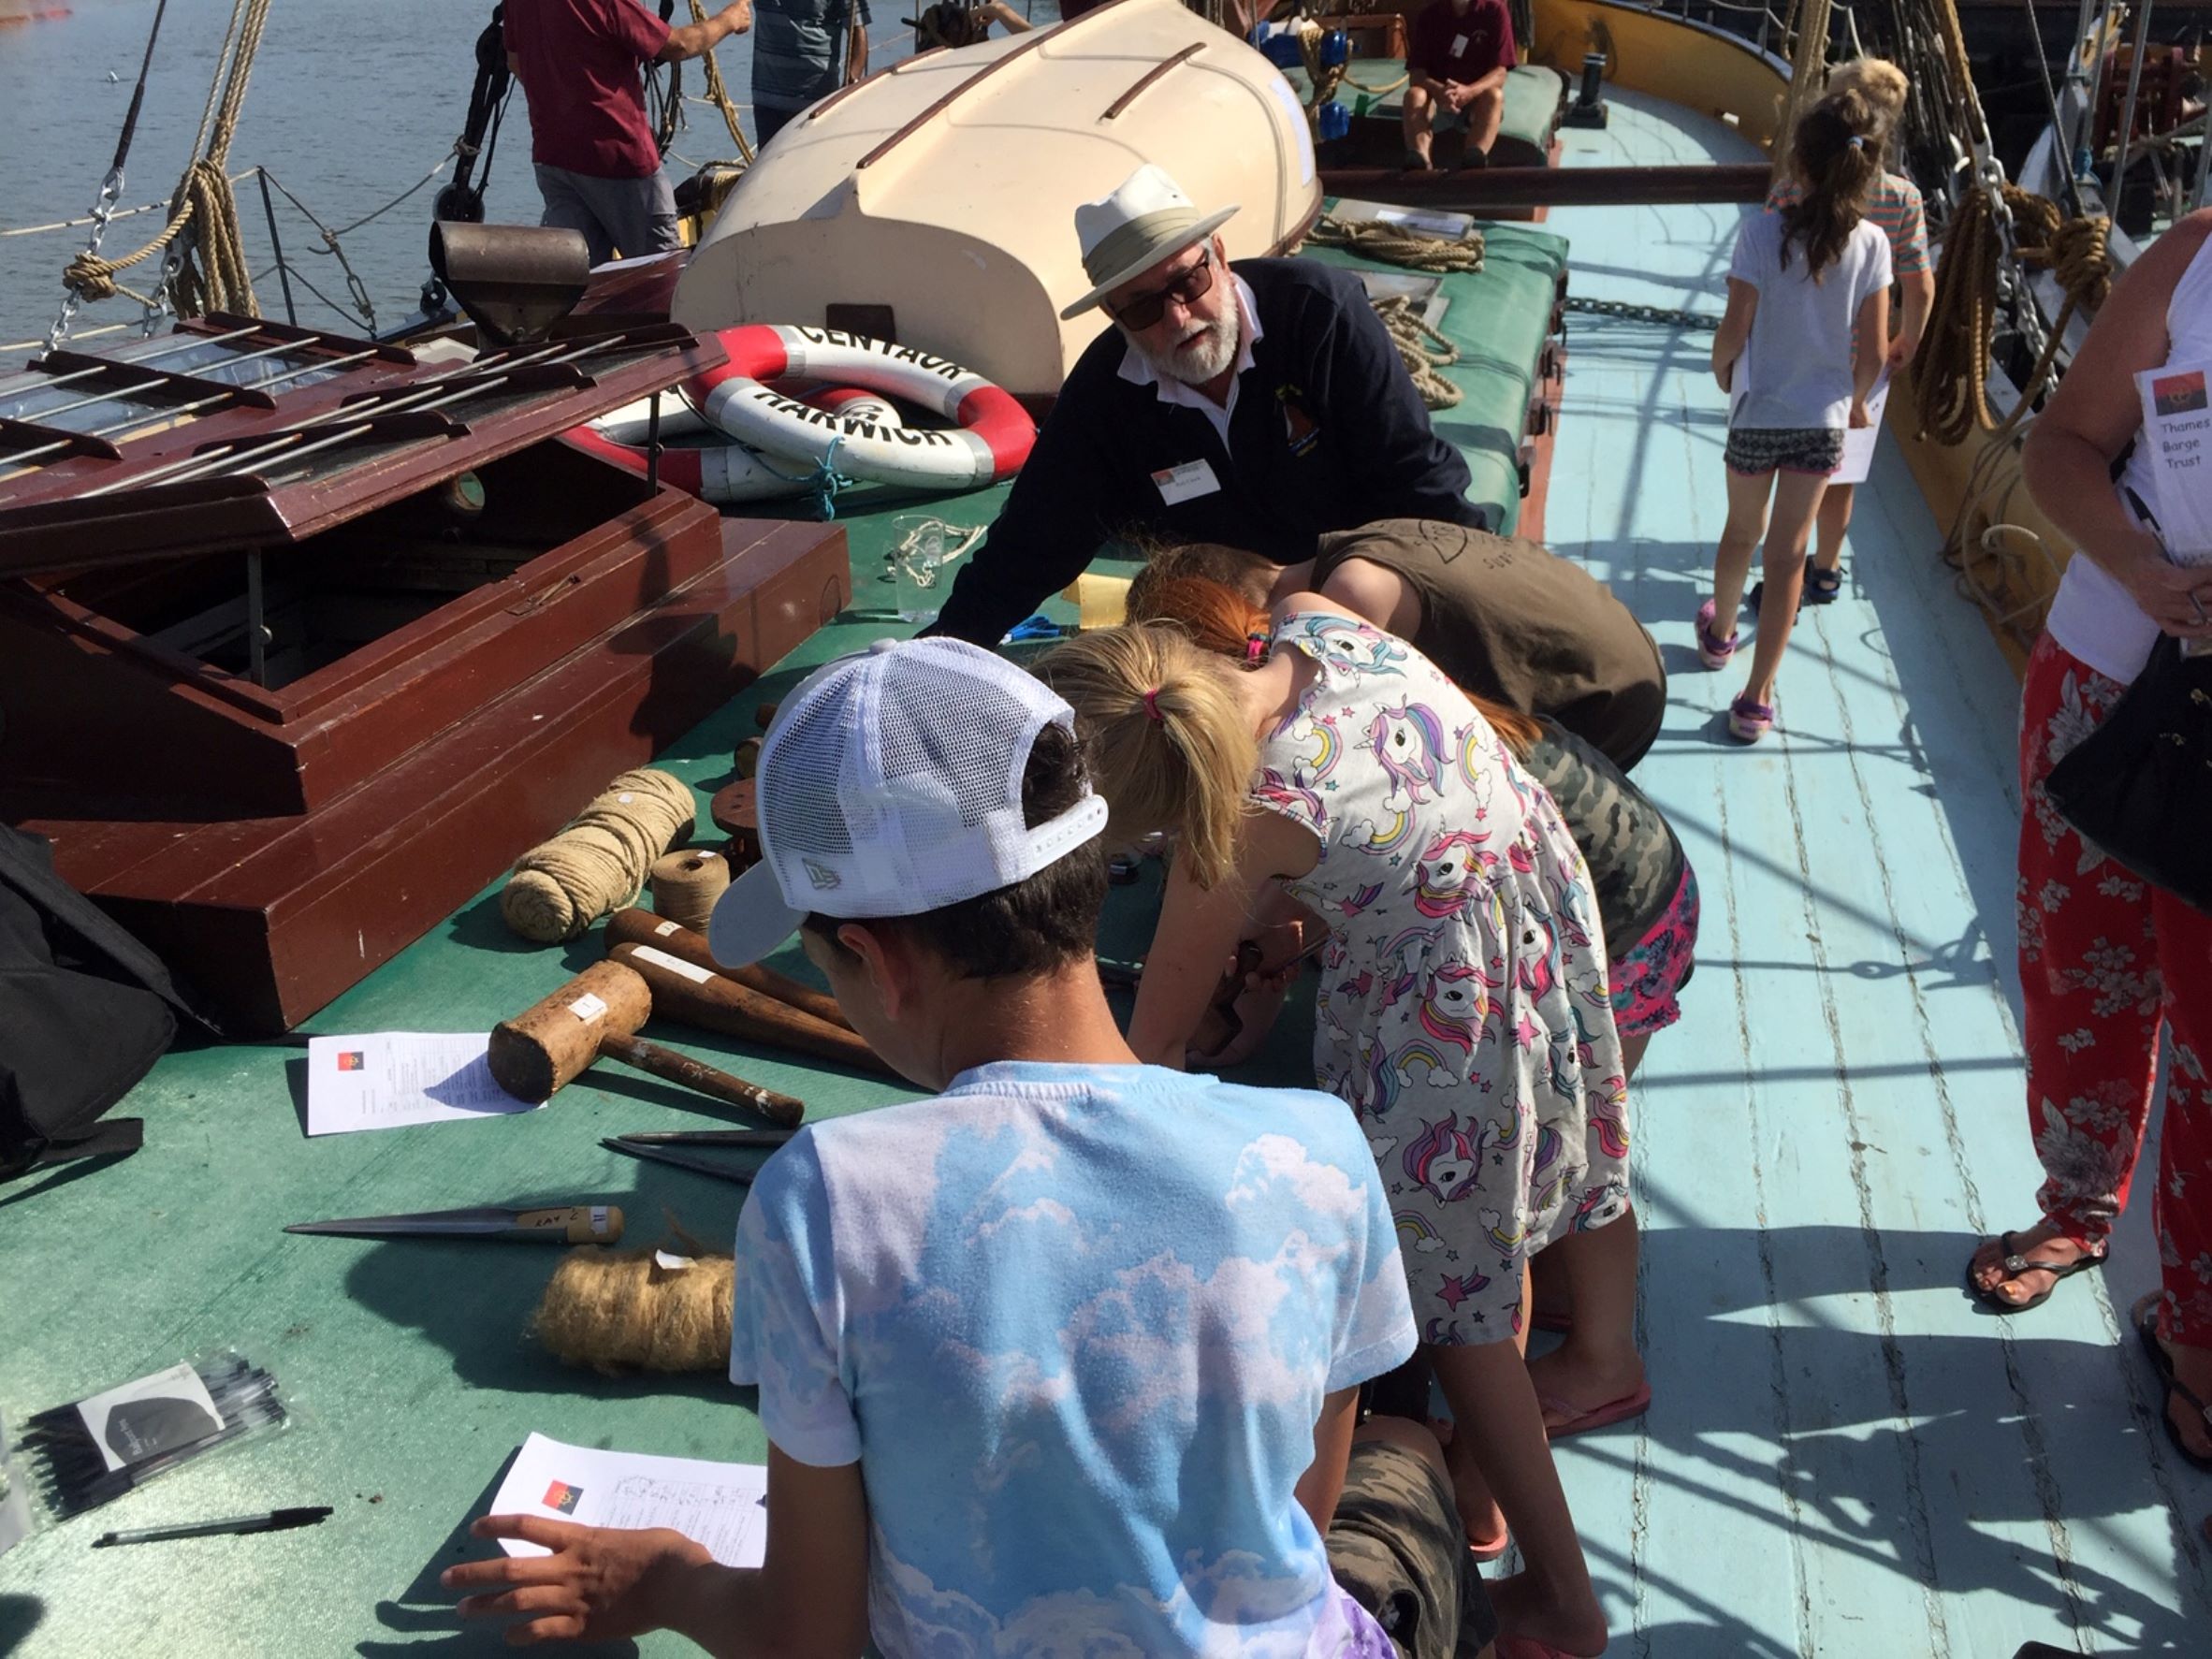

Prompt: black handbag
xmin=2044 ymin=633 xmax=2212 ymax=912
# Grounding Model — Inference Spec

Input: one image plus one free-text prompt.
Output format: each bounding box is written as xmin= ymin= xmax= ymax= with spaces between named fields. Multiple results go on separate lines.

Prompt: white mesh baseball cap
xmin=707 ymin=637 xmax=1110 ymax=968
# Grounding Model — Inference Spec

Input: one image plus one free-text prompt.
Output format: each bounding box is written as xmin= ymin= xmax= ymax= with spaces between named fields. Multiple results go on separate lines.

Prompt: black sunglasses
xmin=1108 ymin=249 xmax=1215 ymax=331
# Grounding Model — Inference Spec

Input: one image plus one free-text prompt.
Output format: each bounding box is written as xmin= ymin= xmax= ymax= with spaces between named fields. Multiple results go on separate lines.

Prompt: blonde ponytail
xmin=1036 ymin=624 xmax=1259 ymax=889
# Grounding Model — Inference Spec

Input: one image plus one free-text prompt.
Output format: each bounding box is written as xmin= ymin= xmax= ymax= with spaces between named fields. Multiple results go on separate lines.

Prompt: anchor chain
xmin=1561 ymin=294 xmax=1721 ymax=331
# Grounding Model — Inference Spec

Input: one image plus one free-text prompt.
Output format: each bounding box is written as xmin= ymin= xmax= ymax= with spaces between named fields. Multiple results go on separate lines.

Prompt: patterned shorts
xmin=1724 ymin=426 xmax=1844 ymax=476
xmin=1327 ymin=1438 xmax=1499 ymax=1659
xmin=1609 ymin=863 xmax=1700 ymax=1037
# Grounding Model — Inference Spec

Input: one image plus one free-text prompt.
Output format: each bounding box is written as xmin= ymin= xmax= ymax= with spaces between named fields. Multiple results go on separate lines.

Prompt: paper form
xmin=488 ymin=1433 xmax=769 ymax=1569
xmin=304 ymin=1033 xmax=537 ymax=1136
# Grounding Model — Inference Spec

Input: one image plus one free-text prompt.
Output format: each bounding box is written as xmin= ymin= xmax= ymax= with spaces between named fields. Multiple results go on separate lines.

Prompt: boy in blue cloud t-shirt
xmin=445 ymin=639 xmax=1492 ymax=1658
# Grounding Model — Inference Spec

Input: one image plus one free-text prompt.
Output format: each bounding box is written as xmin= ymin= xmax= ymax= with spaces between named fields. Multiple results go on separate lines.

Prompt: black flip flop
xmin=1804 ymin=562 xmax=1843 ymax=604
xmin=1966 ymin=1230 xmax=2106 ymax=1315
xmin=2135 ymin=1294 xmax=2212 ymax=1472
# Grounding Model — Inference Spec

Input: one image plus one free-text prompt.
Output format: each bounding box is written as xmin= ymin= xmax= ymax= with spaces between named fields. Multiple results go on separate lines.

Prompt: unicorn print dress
xmin=1252 ymin=607 xmax=1632 ymax=1344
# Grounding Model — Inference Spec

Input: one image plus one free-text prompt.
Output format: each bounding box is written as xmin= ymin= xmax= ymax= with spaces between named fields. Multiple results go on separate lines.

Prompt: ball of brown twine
xmin=501 ymin=769 xmax=697 ymax=943
xmin=531 ymin=1245 xmax=735 ymax=1374
xmin=648 ymin=849 xmax=730 ymax=934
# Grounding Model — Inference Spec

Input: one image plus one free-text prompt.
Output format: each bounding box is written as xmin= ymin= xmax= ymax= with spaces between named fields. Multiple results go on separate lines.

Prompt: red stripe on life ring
xmin=955 ymin=385 xmax=1036 ymax=479
xmin=688 ymin=325 xmax=793 ymax=402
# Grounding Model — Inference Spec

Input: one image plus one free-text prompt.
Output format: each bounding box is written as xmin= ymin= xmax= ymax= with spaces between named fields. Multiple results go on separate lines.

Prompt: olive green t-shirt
xmin=1310 ymin=519 xmax=1666 ymax=769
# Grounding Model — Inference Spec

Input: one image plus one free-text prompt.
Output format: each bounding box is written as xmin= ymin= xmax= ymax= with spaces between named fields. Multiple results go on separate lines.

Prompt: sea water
xmin=0 ymin=0 xmax=1056 ymax=356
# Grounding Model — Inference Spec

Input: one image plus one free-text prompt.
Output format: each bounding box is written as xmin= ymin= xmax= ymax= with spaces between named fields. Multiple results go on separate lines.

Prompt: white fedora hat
xmin=1059 ymin=164 xmax=1241 ymax=322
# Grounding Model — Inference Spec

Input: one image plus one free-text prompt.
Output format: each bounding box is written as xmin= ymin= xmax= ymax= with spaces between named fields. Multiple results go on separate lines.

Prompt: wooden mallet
xmin=488 ymin=960 xmax=805 ymax=1128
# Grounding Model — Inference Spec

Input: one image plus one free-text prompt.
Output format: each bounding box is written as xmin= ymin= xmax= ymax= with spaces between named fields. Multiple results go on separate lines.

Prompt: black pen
xmin=92 ymin=1506 xmax=332 ymax=1547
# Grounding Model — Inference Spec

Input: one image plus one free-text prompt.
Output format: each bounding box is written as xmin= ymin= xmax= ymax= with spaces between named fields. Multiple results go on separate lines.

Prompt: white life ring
xmin=572 ymin=387 xmax=905 ymax=504
xmin=688 ymin=325 xmax=1034 ymax=491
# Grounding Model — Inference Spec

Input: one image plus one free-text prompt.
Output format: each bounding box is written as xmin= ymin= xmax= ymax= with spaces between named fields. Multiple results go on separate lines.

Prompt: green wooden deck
xmin=4 ymin=81 xmax=2209 ymax=1659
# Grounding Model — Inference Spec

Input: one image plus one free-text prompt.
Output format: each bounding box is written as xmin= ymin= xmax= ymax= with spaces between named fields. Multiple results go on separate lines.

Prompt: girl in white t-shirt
xmin=1700 ymin=94 xmax=1892 ymax=741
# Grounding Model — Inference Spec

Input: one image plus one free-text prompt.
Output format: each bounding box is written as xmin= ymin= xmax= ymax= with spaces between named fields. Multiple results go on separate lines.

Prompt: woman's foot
xmin=1726 ymin=693 xmax=1774 ymax=743
xmin=1967 ymin=1225 xmax=2105 ymax=1312
xmin=2136 ymin=1295 xmax=2212 ymax=1465
xmin=1526 ymin=1345 xmax=1649 ymax=1437
xmin=1694 ymin=600 xmax=1738 ymax=670
xmin=1489 ymin=1569 xmax=1609 ymax=1657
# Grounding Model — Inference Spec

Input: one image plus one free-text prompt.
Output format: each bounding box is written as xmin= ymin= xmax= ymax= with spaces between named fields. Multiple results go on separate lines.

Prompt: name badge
xmin=1152 ymin=458 xmax=1221 ymax=505
xmin=1450 ymin=32 xmax=1469 ymax=54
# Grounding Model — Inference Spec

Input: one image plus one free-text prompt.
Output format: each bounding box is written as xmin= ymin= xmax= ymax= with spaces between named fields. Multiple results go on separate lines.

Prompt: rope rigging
xmin=56 ymin=0 xmax=271 ymax=337
xmin=433 ymin=4 xmax=516 ymax=234
xmin=45 ymin=0 xmax=174 ymax=347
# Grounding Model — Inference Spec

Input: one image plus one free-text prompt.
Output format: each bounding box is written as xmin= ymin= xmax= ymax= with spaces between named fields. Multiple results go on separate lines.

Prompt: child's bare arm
xmin=1293 ymin=1387 xmax=1362 ymax=1536
xmin=446 ymin=1448 xmax=869 ymax=1655
xmin=1711 ymin=279 xmax=1756 ymax=393
xmin=1850 ymin=284 xmax=1889 ymax=415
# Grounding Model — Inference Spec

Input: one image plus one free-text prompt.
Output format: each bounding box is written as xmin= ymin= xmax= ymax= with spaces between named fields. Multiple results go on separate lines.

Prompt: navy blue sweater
xmin=929 ymin=258 xmax=1484 ymax=646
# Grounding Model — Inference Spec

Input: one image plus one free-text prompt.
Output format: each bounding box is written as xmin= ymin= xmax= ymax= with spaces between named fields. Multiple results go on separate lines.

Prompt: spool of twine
xmin=532 ymin=1244 xmax=735 ymax=1374
xmin=649 ymin=849 xmax=730 ymax=933
xmin=501 ymin=769 xmax=697 ymax=943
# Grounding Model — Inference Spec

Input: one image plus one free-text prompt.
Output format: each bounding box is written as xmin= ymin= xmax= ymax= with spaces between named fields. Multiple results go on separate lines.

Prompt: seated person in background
xmin=1403 ymin=0 xmax=1519 ymax=172
xmin=908 ymin=0 xmax=1028 ymax=47
xmin=1128 ymin=519 xmax=1668 ymax=771
xmin=927 ymin=165 xmax=1487 ymax=648
xmin=444 ymin=637 xmax=1497 ymax=1659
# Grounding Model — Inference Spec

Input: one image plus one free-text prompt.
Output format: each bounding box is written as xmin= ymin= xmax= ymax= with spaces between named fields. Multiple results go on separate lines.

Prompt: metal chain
xmin=1562 ymin=294 xmax=1721 ymax=331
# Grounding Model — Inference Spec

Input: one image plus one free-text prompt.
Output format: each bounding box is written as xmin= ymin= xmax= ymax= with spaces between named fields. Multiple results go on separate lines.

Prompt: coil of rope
xmin=1310 ymin=211 xmax=1485 ymax=272
xmin=62 ymin=0 xmax=269 ymax=320
xmin=1911 ymin=182 xmax=2112 ymax=446
xmin=1371 ymin=295 xmax=1463 ymax=410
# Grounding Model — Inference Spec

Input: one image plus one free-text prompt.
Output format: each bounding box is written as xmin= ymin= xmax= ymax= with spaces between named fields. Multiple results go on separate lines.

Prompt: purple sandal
xmin=1727 ymin=694 xmax=1774 ymax=743
xmin=1695 ymin=600 xmax=1738 ymax=670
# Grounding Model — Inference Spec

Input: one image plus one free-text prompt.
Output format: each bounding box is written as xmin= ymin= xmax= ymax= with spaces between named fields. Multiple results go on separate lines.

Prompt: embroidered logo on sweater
xmin=1277 ymin=384 xmax=1322 ymax=457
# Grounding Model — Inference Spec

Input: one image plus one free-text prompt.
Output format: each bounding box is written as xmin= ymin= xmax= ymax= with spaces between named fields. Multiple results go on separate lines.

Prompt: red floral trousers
xmin=2016 ymin=633 xmax=2212 ymax=1346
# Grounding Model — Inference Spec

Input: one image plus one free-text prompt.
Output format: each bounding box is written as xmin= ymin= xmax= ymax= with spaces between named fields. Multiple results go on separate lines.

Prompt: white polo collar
xmin=1115 ymin=271 xmax=1264 ymax=429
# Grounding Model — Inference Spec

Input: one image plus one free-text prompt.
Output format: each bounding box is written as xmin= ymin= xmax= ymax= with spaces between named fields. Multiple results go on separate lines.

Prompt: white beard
xmin=1128 ymin=305 xmax=1240 ymax=386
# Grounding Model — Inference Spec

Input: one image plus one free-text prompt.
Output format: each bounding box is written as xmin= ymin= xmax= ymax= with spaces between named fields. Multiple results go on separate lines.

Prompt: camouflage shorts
xmin=1327 ymin=1438 xmax=1499 ymax=1659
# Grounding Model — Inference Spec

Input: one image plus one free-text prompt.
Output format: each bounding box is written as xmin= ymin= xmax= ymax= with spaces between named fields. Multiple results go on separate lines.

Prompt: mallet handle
xmin=605 ymin=909 xmax=853 ymax=1032
xmin=600 ymin=1033 xmax=805 ymax=1128
xmin=612 ymin=941 xmax=896 ymax=1079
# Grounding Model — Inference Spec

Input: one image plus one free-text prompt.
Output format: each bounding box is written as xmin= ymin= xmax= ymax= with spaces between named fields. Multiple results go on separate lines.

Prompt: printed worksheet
xmin=304 ymin=1033 xmax=537 ymax=1136
xmin=488 ymin=1433 xmax=768 ymax=1569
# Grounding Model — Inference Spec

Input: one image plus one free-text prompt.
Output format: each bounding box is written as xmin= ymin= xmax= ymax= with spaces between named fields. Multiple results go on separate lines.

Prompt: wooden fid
xmin=488 ymin=960 xmax=807 ymax=1126
xmin=604 ymin=908 xmax=854 ymax=1032
xmin=611 ymin=940 xmax=896 ymax=1079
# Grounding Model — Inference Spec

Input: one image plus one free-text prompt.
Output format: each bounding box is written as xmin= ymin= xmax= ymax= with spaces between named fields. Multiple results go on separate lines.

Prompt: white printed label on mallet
xmin=568 ymin=993 xmax=608 ymax=1024
xmin=655 ymin=921 xmax=680 ymax=937
xmin=654 ymin=1250 xmax=694 ymax=1272
xmin=632 ymin=945 xmax=714 ymax=984
xmin=589 ymin=1206 xmax=610 ymax=1230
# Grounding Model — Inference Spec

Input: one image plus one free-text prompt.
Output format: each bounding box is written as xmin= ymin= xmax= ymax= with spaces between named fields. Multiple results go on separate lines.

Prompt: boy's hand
xmin=1848 ymin=398 xmax=1871 ymax=429
xmin=444 ymin=1515 xmax=711 ymax=1645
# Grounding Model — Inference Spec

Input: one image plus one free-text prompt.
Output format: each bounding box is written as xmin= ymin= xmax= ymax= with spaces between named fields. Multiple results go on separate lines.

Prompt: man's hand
xmin=444 ymin=1515 xmax=711 ymax=1646
xmin=720 ymin=0 xmax=753 ymax=30
xmin=1442 ymin=82 xmax=1473 ymax=113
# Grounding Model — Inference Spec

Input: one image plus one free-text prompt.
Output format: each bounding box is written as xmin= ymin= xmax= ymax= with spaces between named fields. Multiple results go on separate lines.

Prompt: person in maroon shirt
xmin=1402 ymin=0 xmax=1518 ymax=170
xmin=503 ymin=0 xmax=755 ymax=265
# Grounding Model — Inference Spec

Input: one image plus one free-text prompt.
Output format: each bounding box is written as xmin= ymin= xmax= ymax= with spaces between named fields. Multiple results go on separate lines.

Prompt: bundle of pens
xmin=20 ymin=1353 xmax=287 ymax=1519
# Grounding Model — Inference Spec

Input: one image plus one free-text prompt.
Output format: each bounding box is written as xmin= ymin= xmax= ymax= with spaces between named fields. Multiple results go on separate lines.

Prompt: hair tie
xmin=1847 ymin=134 xmax=1867 ymax=150
xmin=1142 ymin=688 xmax=1165 ymax=723
xmin=1244 ymin=633 xmax=1269 ymax=665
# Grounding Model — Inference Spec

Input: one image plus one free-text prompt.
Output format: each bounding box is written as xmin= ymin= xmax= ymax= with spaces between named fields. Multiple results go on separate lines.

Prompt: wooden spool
xmin=710 ymin=779 xmax=762 ymax=870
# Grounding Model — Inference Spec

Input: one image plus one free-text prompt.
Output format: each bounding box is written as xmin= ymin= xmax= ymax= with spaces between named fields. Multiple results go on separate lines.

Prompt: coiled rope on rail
xmin=1288 ymin=16 xmax=1408 ymax=122
xmin=1310 ymin=211 xmax=1486 ymax=272
xmin=1911 ymin=183 xmax=2112 ymax=445
xmin=62 ymin=0 xmax=269 ymax=319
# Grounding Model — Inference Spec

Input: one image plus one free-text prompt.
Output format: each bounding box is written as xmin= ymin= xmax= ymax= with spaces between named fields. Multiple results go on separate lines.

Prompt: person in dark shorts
xmin=1331 ymin=1415 xmax=1500 ymax=1659
xmin=1403 ymin=0 xmax=1518 ymax=171
xmin=1128 ymin=520 xmax=1668 ymax=770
